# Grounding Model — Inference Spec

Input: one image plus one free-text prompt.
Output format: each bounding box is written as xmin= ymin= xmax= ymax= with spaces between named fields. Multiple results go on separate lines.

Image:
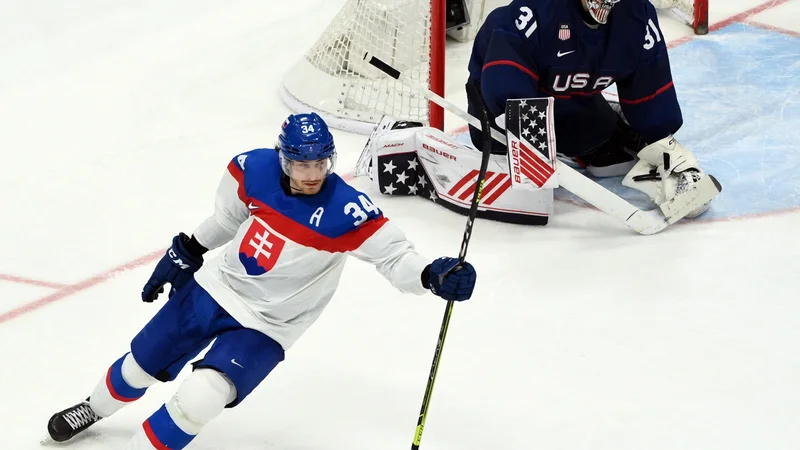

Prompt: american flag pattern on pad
xmin=504 ymin=98 xmax=559 ymax=189
xmin=446 ymin=169 xmax=512 ymax=206
xmin=373 ymin=148 xmax=550 ymax=226
xmin=376 ymin=151 xmax=437 ymax=200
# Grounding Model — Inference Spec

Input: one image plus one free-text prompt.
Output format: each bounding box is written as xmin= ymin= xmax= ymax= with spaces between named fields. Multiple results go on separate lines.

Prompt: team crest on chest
xmin=238 ymin=218 xmax=286 ymax=275
xmin=558 ymin=24 xmax=571 ymax=41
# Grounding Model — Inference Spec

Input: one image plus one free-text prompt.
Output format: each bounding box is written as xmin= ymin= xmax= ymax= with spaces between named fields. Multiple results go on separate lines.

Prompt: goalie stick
xmin=410 ymin=81 xmax=493 ymax=450
xmin=362 ymin=52 xmax=722 ymax=235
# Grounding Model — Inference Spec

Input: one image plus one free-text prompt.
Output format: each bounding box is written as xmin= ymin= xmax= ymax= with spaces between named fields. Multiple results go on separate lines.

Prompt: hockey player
xmin=46 ymin=113 xmax=477 ymax=449
xmin=358 ymin=0 xmax=713 ymax=223
xmin=467 ymin=0 xmax=713 ymax=216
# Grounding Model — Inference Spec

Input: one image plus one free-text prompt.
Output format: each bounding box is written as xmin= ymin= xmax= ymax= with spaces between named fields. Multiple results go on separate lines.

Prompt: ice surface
xmin=1 ymin=1 xmax=799 ymax=449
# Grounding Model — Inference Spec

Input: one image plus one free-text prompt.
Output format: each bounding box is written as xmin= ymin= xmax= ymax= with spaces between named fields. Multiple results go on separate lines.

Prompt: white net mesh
xmin=282 ymin=0 xmax=434 ymax=133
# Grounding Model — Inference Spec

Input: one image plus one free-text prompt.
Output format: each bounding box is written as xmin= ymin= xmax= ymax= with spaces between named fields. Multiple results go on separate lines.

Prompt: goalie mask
xmin=583 ymin=0 xmax=621 ymax=24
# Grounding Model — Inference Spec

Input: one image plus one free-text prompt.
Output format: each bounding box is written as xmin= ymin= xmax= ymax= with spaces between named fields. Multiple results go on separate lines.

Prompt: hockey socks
xmin=90 ymin=352 xmax=156 ymax=417
xmin=124 ymin=404 xmax=197 ymax=449
xmin=47 ymin=352 xmax=155 ymax=442
xmin=124 ymin=368 xmax=236 ymax=449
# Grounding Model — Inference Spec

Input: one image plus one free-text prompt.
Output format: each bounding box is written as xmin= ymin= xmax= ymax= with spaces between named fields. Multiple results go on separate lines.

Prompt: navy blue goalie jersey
xmin=468 ymin=0 xmax=682 ymax=146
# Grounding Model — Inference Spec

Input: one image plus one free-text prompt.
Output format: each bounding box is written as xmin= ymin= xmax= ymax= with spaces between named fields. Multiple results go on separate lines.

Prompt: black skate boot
xmin=47 ymin=400 xmax=101 ymax=442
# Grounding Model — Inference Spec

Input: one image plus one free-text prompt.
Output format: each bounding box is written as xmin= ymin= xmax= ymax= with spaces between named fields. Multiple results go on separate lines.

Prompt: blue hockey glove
xmin=141 ymin=233 xmax=204 ymax=302
xmin=426 ymin=257 xmax=477 ymax=301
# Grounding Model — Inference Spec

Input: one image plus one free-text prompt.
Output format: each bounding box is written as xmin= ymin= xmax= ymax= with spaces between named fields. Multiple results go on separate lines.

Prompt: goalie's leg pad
xmin=89 ymin=352 xmax=157 ymax=417
xmin=361 ymin=120 xmax=554 ymax=224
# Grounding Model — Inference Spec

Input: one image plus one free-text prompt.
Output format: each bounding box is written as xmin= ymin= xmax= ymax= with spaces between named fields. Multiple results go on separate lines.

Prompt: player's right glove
xmin=424 ymin=257 xmax=477 ymax=301
xmin=141 ymin=233 xmax=204 ymax=302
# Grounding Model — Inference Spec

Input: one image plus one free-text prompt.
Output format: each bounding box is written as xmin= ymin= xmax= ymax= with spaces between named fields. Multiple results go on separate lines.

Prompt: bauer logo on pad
xmin=505 ymin=98 xmax=558 ymax=189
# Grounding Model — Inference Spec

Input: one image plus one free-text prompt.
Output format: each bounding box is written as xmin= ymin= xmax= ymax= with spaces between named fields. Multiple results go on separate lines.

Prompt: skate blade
xmin=39 ymin=435 xmax=59 ymax=446
xmin=39 ymin=429 xmax=100 ymax=446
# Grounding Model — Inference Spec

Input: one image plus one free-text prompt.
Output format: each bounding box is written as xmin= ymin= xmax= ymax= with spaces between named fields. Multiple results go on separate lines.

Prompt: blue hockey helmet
xmin=278 ymin=113 xmax=336 ymax=161
xmin=278 ymin=112 xmax=337 ymax=179
xmin=584 ymin=0 xmax=621 ymax=24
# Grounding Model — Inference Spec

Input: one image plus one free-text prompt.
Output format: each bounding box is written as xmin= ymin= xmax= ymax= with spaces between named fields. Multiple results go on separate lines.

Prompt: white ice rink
xmin=1 ymin=1 xmax=799 ymax=449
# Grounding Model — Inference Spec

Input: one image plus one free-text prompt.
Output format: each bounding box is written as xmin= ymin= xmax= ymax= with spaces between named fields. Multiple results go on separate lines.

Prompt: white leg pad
xmin=90 ymin=353 xmax=157 ymax=418
xmin=164 ymin=369 xmax=237 ymax=435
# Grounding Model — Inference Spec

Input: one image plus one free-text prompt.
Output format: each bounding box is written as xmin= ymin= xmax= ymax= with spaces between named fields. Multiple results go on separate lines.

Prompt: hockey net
xmin=281 ymin=0 xmax=709 ymax=134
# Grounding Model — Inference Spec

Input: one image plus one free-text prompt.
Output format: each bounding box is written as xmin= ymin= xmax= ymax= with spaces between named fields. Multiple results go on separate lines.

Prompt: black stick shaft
xmin=410 ymin=81 xmax=494 ymax=449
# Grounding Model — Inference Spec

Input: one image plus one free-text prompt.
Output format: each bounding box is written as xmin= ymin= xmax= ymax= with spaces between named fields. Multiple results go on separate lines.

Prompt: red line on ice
xmin=0 ymin=250 xmax=164 ymax=325
xmin=0 ymin=274 xmax=67 ymax=289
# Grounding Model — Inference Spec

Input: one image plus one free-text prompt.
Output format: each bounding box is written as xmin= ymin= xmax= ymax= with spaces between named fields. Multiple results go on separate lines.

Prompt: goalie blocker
xmin=356 ymin=97 xmax=718 ymax=228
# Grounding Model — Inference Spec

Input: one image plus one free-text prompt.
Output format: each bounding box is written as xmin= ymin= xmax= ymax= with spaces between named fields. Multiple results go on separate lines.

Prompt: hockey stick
xmin=409 ymin=81 xmax=493 ymax=450
xmin=362 ymin=52 xmax=721 ymax=235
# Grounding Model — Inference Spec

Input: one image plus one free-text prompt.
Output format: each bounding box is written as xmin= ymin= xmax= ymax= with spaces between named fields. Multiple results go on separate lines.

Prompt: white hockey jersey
xmin=191 ymin=149 xmax=431 ymax=350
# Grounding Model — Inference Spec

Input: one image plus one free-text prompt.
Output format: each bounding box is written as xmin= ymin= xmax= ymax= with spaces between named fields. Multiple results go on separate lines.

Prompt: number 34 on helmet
xmin=278 ymin=113 xmax=338 ymax=193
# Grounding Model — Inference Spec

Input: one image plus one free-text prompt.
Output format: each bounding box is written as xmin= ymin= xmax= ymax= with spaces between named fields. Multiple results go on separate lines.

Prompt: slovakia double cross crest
xmin=239 ymin=218 xmax=286 ymax=275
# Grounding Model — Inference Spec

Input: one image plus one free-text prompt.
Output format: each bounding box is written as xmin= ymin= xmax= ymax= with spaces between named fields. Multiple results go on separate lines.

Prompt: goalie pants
xmin=467 ymin=88 xmax=623 ymax=158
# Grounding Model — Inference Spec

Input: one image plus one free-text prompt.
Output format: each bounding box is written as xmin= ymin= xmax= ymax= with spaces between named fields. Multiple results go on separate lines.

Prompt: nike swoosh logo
xmin=557 ymin=50 xmax=576 ymax=57
xmin=248 ymin=202 xmax=259 ymax=210
xmin=231 ymin=359 xmax=244 ymax=368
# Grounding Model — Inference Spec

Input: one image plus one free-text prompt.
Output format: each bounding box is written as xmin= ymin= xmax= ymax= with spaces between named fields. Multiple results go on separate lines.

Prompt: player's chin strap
xmin=282 ymin=174 xmax=321 ymax=195
xmin=361 ymin=52 xmax=722 ymax=235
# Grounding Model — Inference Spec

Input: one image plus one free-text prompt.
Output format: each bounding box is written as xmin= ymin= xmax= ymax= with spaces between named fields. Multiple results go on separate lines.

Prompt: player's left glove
xmin=424 ymin=257 xmax=477 ymax=301
xmin=141 ymin=233 xmax=204 ymax=302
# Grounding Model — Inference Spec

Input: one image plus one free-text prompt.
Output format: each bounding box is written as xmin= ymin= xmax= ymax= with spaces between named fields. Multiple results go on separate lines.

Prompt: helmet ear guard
xmin=584 ymin=0 xmax=621 ymax=24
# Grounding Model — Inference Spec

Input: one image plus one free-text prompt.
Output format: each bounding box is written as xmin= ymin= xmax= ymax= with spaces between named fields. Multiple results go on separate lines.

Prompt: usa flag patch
xmin=558 ymin=24 xmax=571 ymax=41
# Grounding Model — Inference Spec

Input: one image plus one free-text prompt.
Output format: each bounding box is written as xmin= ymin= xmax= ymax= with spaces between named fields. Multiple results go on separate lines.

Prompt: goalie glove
xmin=637 ymin=135 xmax=699 ymax=176
xmin=622 ymin=135 xmax=712 ymax=219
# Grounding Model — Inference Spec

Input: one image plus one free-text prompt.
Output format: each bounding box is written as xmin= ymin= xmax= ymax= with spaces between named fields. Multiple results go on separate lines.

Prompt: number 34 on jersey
xmin=308 ymin=194 xmax=381 ymax=228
